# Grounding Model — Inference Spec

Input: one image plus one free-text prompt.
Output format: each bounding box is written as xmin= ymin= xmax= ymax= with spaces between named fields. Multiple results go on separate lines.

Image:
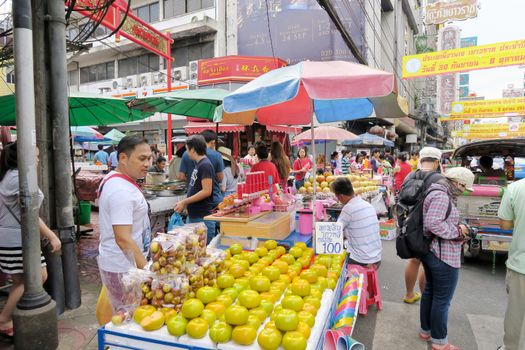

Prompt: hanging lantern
xmin=369 ymin=125 xmax=384 ymax=137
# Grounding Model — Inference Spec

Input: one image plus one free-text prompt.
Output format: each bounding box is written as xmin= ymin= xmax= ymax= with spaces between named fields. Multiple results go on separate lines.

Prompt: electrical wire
xmin=263 ymin=0 xmax=276 ymax=60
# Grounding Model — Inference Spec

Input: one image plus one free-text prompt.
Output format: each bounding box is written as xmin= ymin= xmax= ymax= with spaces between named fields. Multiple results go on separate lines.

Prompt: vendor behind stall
xmin=174 ymin=135 xmax=216 ymax=243
xmin=251 ymin=141 xmax=280 ymax=193
xmin=331 ymin=177 xmax=382 ymax=267
xmin=148 ymin=156 xmax=166 ymax=173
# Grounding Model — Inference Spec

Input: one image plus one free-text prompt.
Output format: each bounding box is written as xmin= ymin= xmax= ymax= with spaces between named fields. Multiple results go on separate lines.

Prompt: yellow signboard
xmin=450 ymin=97 xmax=525 ymax=116
xmin=462 ymin=123 xmax=525 ymax=132
xmin=440 ymin=115 xmax=524 ymax=121
xmin=451 ymin=130 xmax=525 ymax=139
xmin=402 ymin=39 xmax=525 ymax=79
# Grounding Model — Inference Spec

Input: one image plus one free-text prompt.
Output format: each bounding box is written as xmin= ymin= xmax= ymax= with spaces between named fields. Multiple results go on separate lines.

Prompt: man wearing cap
xmin=498 ymin=177 xmax=525 ymax=350
xmin=418 ymin=167 xmax=474 ymax=349
xmin=402 ymin=147 xmax=443 ymax=304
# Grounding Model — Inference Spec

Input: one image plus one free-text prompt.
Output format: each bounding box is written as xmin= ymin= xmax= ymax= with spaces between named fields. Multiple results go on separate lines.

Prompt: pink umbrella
xmin=293 ymin=125 xmax=357 ymax=142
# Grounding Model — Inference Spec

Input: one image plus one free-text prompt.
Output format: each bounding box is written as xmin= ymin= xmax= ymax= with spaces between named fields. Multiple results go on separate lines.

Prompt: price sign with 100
xmin=315 ymin=222 xmax=343 ymax=254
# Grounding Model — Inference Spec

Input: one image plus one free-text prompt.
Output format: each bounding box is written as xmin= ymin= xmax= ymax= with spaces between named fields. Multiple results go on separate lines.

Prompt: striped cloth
xmin=337 ymin=196 xmax=382 ymax=264
xmin=423 ymin=183 xmax=463 ymax=268
xmin=0 ymin=247 xmax=46 ymax=275
xmin=341 ymin=157 xmax=350 ymax=174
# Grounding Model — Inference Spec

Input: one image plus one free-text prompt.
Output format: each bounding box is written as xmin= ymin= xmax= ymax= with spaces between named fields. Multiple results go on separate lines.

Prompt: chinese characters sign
xmin=436 ymin=26 xmax=460 ymax=115
xmin=424 ymin=0 xmax=478 ymax=25
xmin=197 ymin=56 xmax=287 ymax=85
xmin=67 ymin=0 xmax=172 ymax=60
xmin=402 ymin=39 xmax=525 ymax=79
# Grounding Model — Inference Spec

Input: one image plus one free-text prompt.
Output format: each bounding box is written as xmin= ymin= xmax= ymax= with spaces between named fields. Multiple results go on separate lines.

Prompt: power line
xmin=263 ymin=0 xmax=276 ymax=60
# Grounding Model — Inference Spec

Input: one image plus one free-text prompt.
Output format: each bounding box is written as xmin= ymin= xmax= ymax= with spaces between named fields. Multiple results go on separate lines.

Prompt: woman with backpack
xmin=419 ymin=167 xmax=475 ymax=350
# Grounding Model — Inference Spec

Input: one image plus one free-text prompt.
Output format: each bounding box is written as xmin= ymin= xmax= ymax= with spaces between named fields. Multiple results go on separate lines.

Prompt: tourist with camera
xmin=419 ymin=167 xmax=475 ymax=350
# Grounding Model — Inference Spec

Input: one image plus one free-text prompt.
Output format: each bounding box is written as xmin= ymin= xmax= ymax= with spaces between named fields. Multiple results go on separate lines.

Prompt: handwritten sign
xmin=315 ymin=222 xmax=344 ymax=255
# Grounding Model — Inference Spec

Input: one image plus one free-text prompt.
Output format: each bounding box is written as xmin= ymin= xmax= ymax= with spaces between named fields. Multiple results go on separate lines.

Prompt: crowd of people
xmin=0 ymin=132 xmax=523 ymax=349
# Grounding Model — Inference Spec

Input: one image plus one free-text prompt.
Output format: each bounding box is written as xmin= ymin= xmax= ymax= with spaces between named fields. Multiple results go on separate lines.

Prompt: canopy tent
xmin=342 ymin=133 xmax=395 ymax=147
xmin=103 ymin=128 xmax=126 ymax=144
xmin=0 ymin=92 xmax=153 ymax=126
xmin=71 ymin=126 xmax=111 ymax=143
xmin=127 ymin=89 xmax=229 ymax=120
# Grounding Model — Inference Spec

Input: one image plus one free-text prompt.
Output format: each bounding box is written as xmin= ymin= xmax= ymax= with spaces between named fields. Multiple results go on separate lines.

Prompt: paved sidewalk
xmin=0 ymin=211 xmax=103 ymax=350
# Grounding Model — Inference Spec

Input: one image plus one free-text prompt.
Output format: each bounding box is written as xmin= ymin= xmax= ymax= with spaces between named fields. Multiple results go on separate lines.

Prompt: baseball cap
xmin=419 ymin=147 xmax=442 ymax=161
xmin=445 ymin=167 xmax=475 ymax=192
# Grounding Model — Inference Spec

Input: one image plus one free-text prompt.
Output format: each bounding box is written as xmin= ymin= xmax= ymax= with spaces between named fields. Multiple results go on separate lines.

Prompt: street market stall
xmin=97 ymin=222 xmax=349 ymax=350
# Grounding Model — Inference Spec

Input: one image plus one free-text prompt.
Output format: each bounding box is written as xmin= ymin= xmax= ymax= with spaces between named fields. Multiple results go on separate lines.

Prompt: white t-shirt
xmin=98 ymin=171 xmax=150 ymax=273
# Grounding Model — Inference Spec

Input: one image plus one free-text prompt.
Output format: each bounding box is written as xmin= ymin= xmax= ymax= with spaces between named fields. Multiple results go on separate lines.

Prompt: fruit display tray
xmin=97 ymin=258 xmax=348 ymax=350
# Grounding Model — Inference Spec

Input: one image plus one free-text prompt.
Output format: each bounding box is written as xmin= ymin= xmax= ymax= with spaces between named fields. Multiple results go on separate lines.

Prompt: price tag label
xmin=315 ymin=222 xmax=344 ymax=255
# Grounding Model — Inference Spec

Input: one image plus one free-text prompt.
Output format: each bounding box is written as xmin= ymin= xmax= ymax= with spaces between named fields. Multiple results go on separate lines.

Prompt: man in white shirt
xmin=331 ymin=177 xmax=382 ymax=267
xmin=97 ymin=135 xmax=152 ymax=313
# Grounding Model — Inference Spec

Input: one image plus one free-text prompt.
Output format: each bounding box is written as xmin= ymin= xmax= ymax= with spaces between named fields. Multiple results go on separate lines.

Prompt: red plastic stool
xmin=347 ymin=264 xmax=382 ymax=316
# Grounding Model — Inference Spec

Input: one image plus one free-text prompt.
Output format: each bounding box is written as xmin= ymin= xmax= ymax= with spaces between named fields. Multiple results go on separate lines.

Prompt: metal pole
xmin=47 ymin=0 xmax=81 ymax=310
xmin=166 ymin=31 xmax=173 ymax=160
xmin=310 ymin=108 xmax=317 ymax=251
xmin=33 ymin=0 xmax=66 ymax=315
xmin=12 ymin=0 xmax=58 ymax=348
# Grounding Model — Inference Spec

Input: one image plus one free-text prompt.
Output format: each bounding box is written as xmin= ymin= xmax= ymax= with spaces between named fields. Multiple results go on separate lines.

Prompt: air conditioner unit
xmin=173 ymin=66 xmax=189 ymax=81
xmin=139 ymin=73 xmax=152 ymax=87
xmin=125 ymin=76 xmax=138 ymax=89
xmin=189 ymin=60 xmax=199 ymax=81
xmin=154 ymin=70 xmax=167 ymax=84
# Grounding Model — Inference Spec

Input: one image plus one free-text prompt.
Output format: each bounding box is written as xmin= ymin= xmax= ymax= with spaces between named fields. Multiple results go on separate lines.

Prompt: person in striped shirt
xmin=331 ymin=177 xmax=382 ymax=267
xmin=341 ymin=150 xmax=351 ymax=175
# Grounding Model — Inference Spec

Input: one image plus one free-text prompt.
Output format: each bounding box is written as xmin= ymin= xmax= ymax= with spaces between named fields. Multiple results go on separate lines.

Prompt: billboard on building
xmin=436 ymin=26 xmax=460 ymax=115
xmin=451 ymin=97 xmax=525 ymax=116
xmin=237 ymin=0 xmax=365 ymax=64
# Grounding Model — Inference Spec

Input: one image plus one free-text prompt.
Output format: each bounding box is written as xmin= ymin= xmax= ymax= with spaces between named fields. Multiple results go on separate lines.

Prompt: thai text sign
xmin=424 ymin=0 xmax=478 ymax=25
xmin=450 ymin=97 xmax=525 ymax=116
xmin=315 ymin=222 xmax=343 ymax=255
xmin=462 ymin=123 xmax=525 ymax=132
xmin=402 ymin=39 xmax=525 ymax=79
xmin=451 ymin=131 xmax=525 ymax=139
xmin=197 ymin=56 xmax=287 ymax=85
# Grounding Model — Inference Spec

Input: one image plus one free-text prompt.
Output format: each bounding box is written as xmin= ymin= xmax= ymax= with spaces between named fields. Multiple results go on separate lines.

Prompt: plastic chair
xmin=347 ymin=264 xmax=382 ymax=316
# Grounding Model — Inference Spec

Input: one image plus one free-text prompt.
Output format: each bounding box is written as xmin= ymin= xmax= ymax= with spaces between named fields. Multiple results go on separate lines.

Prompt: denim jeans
xmin=420 ymin=252 xmax=459 ymax=345
xmin=295 ymin=179 xmax=305 ymax=190
xmin=186 ymin=216 xmax=216 ymax=244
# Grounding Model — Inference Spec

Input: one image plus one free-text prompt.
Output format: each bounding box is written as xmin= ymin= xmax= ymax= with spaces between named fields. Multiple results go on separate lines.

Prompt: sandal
xmin=0 ymin=327 xmax=13 ymax=339
xmin=419 ymin=332 xmax=431 ymax=342
xmin=432 ymin=344 xmax=460 ymax=350
xmin=403 ymin=292 xmax=421 ymax=304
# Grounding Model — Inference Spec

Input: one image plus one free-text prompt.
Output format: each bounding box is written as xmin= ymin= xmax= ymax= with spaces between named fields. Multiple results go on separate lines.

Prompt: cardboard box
xmin=380 ymin=228 xmax=397 ymax=241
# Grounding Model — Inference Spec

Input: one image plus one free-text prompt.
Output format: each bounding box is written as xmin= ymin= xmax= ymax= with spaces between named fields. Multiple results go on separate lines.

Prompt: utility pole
xmin=12 ymin=0 xmax=58 ymax=349
xmin=47 ymin=0 xmax=82 ymax=310
xmin=33 ymin=0 xmax=66 ymax=315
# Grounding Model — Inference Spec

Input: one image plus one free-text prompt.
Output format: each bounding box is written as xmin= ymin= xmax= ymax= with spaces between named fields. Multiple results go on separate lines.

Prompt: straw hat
xmin=218 ymin=146 xmax=232 ymax=161
xmin=445 ymin=167 xmax=475 ymax=192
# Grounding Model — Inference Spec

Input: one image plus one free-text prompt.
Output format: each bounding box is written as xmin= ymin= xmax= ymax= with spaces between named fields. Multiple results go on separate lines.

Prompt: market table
xmin=97 ymin=257 xmax=347 ymax=350
xmin=148 ymin=195 xmax=185 ymax=234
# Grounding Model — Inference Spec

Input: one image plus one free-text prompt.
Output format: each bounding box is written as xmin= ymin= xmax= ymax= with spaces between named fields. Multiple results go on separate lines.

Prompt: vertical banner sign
xmin=315 ymin=222 xmax=344 ymax=255
xmin=437 ymin=26 xmax=460 ymax=115
xmin=459 ymin=37 xmax=477 ymax=99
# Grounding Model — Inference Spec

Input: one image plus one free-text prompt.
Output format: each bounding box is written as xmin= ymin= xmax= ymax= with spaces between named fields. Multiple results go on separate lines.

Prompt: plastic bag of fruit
xmin=101 ymin=267 xmax=153 ymax=324
xmin=197 ymin=256 xmax=219 ymax=287
xmin=148 ymin=274 xmax=190 ymax=311
xmin=183 ymin=222 xmax=207 ymax=257
xmin=184 ymin=263 xmax=205 ymax=297
xmin=149 ymin=233 xmax=186 ymax=274
xmin=204 ymin=247 xmax=227 ymax=273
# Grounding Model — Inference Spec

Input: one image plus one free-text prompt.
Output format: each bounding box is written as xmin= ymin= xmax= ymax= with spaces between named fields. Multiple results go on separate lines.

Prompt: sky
xmin=453 ymin=0 xmax=525 ymax=99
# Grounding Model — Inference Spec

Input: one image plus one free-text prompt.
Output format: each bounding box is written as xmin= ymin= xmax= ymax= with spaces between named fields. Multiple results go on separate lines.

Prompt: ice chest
xmin=219 ymin=211 xmax=291 ymax=239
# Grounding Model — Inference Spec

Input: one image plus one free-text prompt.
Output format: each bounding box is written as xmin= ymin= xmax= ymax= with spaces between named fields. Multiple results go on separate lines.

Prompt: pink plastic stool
xmin=347 ymin=264 xmax=382 ymax=316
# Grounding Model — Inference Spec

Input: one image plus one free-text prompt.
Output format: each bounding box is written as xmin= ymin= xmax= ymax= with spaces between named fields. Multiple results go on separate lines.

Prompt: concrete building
xmin=67 ymin=0 xmax=424 ymax=145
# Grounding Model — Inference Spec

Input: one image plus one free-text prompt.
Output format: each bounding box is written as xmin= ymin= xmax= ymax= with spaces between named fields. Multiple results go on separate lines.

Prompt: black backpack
xmin=395 ymin=171 xmax=451 ymax=259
